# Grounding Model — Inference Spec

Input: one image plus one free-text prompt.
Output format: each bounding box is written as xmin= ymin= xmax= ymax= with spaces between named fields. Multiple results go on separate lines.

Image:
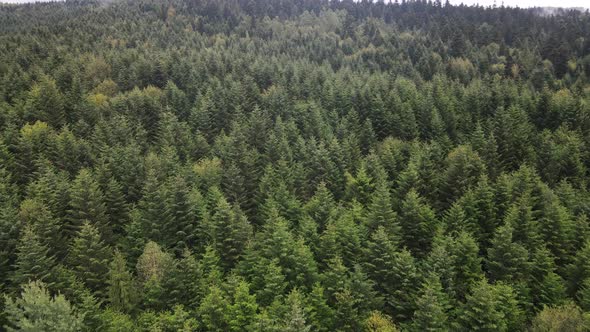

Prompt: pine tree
xmin=365 ymin=183 xmax=400 ymax=241
xmin=281 ymin=289 xmax=311 ymax=332
xmin=412 ymin=274 xmax=449 ymax=332
xmin=67 ymin=169 xmax=109 ymax=240
xmin=440 ymin=145 xmax=486 ymax=207
xmin=386 ymin=249 xmax=420 ymax=323
xmin=537 ymin=188 xmax=574 ymax=265
xmin=17 ymin=198 xmax=63 ymax=258
xmin=399 ymin=189 xmax=438 ymax=257
xmin=364 ymin=227 xmax=398 ymax=295
xmin=164 ymin=175 xmax=197 ymax=254
xmin=175 ymin=249 xmax=202 ymax=309
xmin=24 ymin=75 xmax=66 ymax=128
xmin=486 ymin=222 xmax=530 ymax=283
xmin=456 ymin=176 xmax=497 ymax=251
xmin=424 ymin=231 xmax=457 ymax=300
xmin=107 ymin=250 xmax=137 ymax=313
xmin=228 ymin=281 xmax=258 ymax=332
xmin=10 ymin=226 xmax=56 ymax=289
xmin=137 ymin=170 xmax=170 ymax=244
xmin=318 ymin=212 xmax=362 ymax=268
xmin=344 ymin=163 xmax=374 ymax=206
xmin=503 ymin=195 xmax=541 ymax=251
xmin=103 ymin=178 xmax=129 ymax=244
xmin=306 ymin=283 xmax=335 ymax=332
xmin=568 ymin=240 xmax=590 ymax=296
xmin=246 ymin=256 xmax=286 ymax=307
xmin=303 ymin=182 xmax=336 ymax=233
xmin=136 ymin=241 xmax=174 ymax=310
xmin=458 ymin=280 xmax=522 ymax=332
xmin=67 ymin=221 xmax=112 ymax=297
xmin=448 ymin=231 xmax=483 ymax=299
xmin=530 ymin=247 xmax=566 ymax=309
xmin=3 ymin=281 xmax=83 ymax=332
xmin=210 ymin=193 xmax=252 ymax=270
xmin=198 ymin=285 xmax=229 ymax=332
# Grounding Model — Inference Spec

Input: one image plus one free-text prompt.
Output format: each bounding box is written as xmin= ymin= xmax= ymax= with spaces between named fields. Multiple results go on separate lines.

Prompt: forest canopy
xmin=1 ymin=0 xmax=590 ymax=330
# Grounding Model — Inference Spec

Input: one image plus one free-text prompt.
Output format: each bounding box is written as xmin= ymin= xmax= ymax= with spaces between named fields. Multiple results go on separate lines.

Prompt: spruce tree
xmin=306 ymin=283 xmax=335 ymax=332
xmin=412 ymin=274 xmax=450 ymax=332
xmin=449 ymin=231 xmax=483 ymax=299
xmin=399 ymin=189 xmax=438 ymax=257
xmin=210 ymin=193 xmax=252 ymax=270
xmin=228 ymin=281 xmax=259 ymax=332
xmin=3 ymin=281 xmax=83 ymax=332
xmin=365 ymin=183 xmax=400 ymax=241
xmin=486 ymin=222 xmax=530 ymax=283
xmin=458 ymin=280 xmax=521 ymax=332
xmin=103 ymin=178 xmax=129 ymax=244
xmin=198 ymin=285 xmax=229 ymax=332
xmin=66 ymin=169 xmax=108 ymax=240
xmin=67 ymin=221 xmax=112 ymax=297
xmin=10 ymin=226 xmax=56 ymax=289
xmin=107 ymin=250 xmax=137 ymax=313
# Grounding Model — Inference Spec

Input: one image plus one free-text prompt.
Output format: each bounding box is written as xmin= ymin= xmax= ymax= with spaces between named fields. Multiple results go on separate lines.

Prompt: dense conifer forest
xmin=1 ymin=0 xmax=590 ymax=330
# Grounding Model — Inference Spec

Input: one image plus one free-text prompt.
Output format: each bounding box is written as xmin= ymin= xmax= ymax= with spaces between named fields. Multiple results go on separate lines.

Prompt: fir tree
xmin=107 ymin=250 xmax=137 ymax=313
xmin=412 ymin=274 xmax=449 ymax=332
xmin=66 ymin=169 xmax=108 ymax=240
xmin=10 ymin=226 xmax=56 ymax=289
xmin=3 ymin=281 xmax=83 ymax=332
xmin=67 ymin=221 xmax=112 ymax=297
xmin=228 ymin=281 xmax=258 ymax=332
xmin=399 ymin=189 xmax=438 ymax=257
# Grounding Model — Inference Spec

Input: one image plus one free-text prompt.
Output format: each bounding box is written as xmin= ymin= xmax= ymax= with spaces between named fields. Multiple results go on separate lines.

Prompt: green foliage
xmin=411 ymin=274 xmax=450 ymax=332
xmin=399 ymin=189 xmax=438 ymax=257
xmin=107 ymin=250 xmax=137 ymax=313
xmin=198 ymin=285 xmax=230 ymax=332
xmin=458 ymin=280 xmax=523 ymax=332
xmin=1 ymin=0 xmax=590 ymax=330
xmin=10 ymin=226 xmax=56 ymax=289
xmin=67 ymin=221 xmax=112 ymax=297
xmin=67 ymin=169 xmax=108 ymax=239
xmin=530 ymin=302 xmax=590 ymax=332
xmin=4 ymin=281 xmax=83 ymax=332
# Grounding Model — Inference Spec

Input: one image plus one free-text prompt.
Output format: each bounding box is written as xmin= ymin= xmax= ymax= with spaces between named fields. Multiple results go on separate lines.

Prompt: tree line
xmin=1 ymin=0 xmax=590 ymax=330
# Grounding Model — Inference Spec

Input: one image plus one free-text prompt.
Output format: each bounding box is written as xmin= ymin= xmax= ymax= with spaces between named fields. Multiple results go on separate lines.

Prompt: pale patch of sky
xmin=447 ymin=0 xmax=588 ymax=8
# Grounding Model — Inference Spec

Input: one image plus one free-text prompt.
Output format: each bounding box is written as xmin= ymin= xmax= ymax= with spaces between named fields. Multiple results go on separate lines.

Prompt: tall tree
xmin=67 ymin=221 xmax=112 ymax=297
xmin=3 ymin=281 xmax=83 ymax=332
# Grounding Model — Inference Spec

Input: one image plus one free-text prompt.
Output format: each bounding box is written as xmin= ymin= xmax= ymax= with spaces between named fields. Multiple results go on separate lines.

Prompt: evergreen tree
xmin=209 ymin=193 xmax=252 ymax=270
xmin=107 ymin=250 xmax=137 ymax=313
xmin=305 ymin=283 xmax=335 ymax=332
xmin=449 ymin=231 xmax=483 ymax=299
xmin=103 ymin=178 xmax=129 ymax=244
xmin=486 ymin=222 xmax=530 ymax=283
xmin=228 ymin=280 xmax=258 ymax=332
xmin=458 ymin=280 xmax=522 ymax=332
xmin=411 ymin=274 xmax=449 ymax=332
xmin=365 ymin=184 xmax=400 ymax=241
xmin=3 ymin=281 xmax=83 ymax=332
xmin=399 ymin=189 xmax=438 ymax=257
xmin=198 ymin=285 xmax=229 ymax=332
xmin=10 ymin=226 xmax=56 ymax=289
xmin=281 ymin=289 xmax=311 ymax=332
xmin=67 ymin=221 xmax=112 ymax=297
xmin=66 ymin=169 xmax=108 ymax=240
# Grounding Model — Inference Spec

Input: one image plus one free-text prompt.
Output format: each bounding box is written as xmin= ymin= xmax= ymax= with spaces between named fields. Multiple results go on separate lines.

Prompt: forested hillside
xmin=1 ymin=0 xmax=590 ymax=330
